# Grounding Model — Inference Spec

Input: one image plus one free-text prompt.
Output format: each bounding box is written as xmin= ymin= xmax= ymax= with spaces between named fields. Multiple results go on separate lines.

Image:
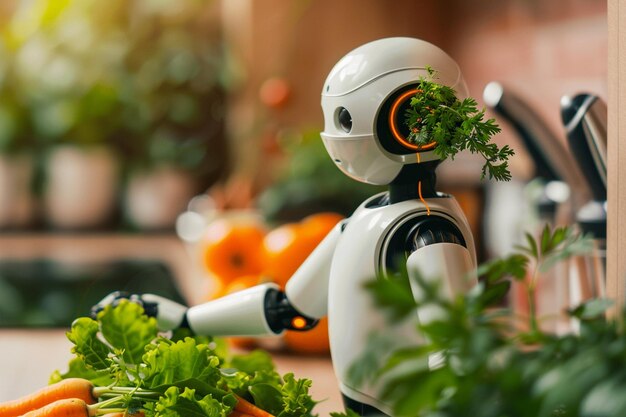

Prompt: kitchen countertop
xmin=0 ymin=329 xmax=343 ymax=415
xmin=0 ymin=234 xmax=343 ymax=415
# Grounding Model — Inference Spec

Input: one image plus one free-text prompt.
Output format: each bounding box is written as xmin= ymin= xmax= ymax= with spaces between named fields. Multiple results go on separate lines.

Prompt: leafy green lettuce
xmin=52 ymin=299 xmax=318 ymax=417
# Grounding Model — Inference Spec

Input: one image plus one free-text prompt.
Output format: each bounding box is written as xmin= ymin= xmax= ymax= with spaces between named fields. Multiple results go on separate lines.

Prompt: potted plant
xmin=0 ymin=81 xmax=38 ymax=229
xmin=110 ymin=0 xmax=228 ymax=230
xmin=1 ymin=0 xmax=128 ymax=230
xmin=1 ymin=0 xmax=228 ymax=230
xmin=40 ymin=84 xmax=123 ymax=230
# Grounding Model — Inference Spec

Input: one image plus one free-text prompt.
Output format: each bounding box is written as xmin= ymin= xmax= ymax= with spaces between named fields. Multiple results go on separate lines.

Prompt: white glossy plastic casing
xmin=285 ymin=221 xmax=344 ymax=318
xmin=142 ymin=294 xmax=188 ymax=331
xmin=326 ymin=193 xmax=476 ymax=414
xmin=320 ymin=37 xmax=468 ymax=185
xmin=186 ymin=283 xmax=280 ymax=337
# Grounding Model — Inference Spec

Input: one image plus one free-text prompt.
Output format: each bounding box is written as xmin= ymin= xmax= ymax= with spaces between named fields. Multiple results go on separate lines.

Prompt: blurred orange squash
xmin=261 ymin=212 xmax=342 ymax=289
xmin=201 ymin=219 xmax=265 ymax=285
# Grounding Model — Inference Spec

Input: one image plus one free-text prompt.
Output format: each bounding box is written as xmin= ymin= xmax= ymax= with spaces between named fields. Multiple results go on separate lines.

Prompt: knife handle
xmin=561 ymin=94 xmax=607 ymax=202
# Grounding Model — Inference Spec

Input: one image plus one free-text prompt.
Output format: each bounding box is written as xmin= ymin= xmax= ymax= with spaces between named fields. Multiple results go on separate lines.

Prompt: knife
xmin=561 ymin=93 xmax=607 ymax=201
xmin=483 ymin=81 xmax=591 ymax=209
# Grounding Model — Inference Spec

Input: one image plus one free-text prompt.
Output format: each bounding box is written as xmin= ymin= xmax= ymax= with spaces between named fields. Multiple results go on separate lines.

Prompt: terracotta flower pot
xmin=44 ymin=145 xmax=119 ymax=229
xmin=124 ymin=166 xmax=197 ymax=230
xmin=0 ymin=153 xmax=37 ymax=229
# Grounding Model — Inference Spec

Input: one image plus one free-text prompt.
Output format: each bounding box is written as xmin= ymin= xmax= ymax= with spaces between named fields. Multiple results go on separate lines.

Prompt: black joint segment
xmin=407 ymin=216 xmax=466 ymax=251
xmin=264 ymin=289 xmax=319 ymax=333
xmin=342 ymin=394 xmax=389 ymax=417
xmin=91 ymin=291 xmax=132 ymax=319
xmin=383 ymin=215 xmax=466 ymax=272
xmin=179 ymin=314 xmax=191 ymax=329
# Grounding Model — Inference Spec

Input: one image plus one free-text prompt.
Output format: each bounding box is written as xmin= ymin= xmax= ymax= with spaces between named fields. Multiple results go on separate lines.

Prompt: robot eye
xmin=337 ymin=107 xmax=352 ymax=133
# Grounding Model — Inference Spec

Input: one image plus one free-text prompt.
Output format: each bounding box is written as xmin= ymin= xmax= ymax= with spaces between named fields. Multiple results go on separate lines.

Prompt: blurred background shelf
xmin=0 ymin=233 xmax=200 ymax=327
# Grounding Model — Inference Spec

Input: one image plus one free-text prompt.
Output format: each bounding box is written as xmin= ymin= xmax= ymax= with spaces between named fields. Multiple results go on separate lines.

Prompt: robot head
xmin=320 ymin=37 xmax=468 ymax=185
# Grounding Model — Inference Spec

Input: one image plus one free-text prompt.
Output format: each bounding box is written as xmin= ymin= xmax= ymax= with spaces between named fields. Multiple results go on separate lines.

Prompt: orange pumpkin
xmin=261 ymin=212 xmax=343 ymax=289
xmin=200 ymin=218 xmax=265 ymax=285
xmin=262 ymin=212 xmax=342 ymax=355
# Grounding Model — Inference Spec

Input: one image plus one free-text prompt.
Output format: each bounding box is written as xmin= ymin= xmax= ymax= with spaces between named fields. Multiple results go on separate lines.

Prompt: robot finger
xmin=91 ymin=291 xmax=137 ymax=320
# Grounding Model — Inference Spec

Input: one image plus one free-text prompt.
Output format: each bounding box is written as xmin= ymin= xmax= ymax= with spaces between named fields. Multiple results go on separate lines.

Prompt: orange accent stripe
xmin=416 ymin=152 xmax=421 ymax=163
xmin=389 ymin=89 xmax=437 ymax=152
xmin=418 ymin=181 xmax=431 ymax=216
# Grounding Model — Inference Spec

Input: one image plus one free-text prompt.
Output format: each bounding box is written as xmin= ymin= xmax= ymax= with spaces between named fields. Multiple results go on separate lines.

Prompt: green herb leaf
xmin=404 ymin=71 xmax=511 ymax=181
xmin=477 ymin=254 xmax=529 ymax=283
xmin=155 ymin=386 xmax=233 ymax=417
xmin=98 ymin=299 xmax=159 ymax=365
xmin=66 ymin=317 xmax=111 ymax=371
xmin=249 ymin=383 xmax=284 ymax=415
xmin=568 ymin=298 xmax=614 ymax=320
xmin=229 ymin=350 xmax=276 ymax=374
xmin=143 ymin=338 xmax=222 ymax=388
xmin=363 ymin=275 xmax=417 ymax=321
xmin=278 ymin=373 xmax=316 ymax=417
xmin=49 ymin=356 xmax=114 ymax=386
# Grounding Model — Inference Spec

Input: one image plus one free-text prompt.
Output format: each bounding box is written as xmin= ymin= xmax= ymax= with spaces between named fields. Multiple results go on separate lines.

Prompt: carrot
xmin=233 ymin=395 xmax=275 ymax=417
xmin=229 ymin=411 xmax=255 ymax=417
xmin=18 ymin=398 xmax=91 ymax=417
xmin=0 ymin=379 xmax=96 ymax=417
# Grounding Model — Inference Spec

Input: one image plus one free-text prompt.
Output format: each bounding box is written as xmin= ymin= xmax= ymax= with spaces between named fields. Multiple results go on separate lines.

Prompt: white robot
xmin=94 ymin=38 xmax=477 ymax=416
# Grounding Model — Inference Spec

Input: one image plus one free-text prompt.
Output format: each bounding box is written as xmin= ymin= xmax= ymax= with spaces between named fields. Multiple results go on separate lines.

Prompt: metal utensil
xmin=483 ymin=82 xmax=591 ymax=210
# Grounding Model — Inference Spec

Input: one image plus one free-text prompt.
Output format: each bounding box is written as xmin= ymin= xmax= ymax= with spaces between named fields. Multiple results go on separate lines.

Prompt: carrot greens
xmin=405 ymin=67 xmax=512 ymax=181
xmin=51 ymin=300 xmax=317 ymax=417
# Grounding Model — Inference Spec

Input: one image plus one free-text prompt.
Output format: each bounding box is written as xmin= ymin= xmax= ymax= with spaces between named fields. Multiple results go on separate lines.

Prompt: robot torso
xmin=327 ymin=191 xmax=476 ymax=412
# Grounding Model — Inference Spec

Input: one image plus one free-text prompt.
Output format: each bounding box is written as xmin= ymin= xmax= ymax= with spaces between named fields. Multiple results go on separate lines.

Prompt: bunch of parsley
xmin=51 ymin=301 xmax=317 ymax=417
xmin=344 ymin=226 xmax=626 ymax=417
xmin=405 ymin=67 xmax=513 ymax=181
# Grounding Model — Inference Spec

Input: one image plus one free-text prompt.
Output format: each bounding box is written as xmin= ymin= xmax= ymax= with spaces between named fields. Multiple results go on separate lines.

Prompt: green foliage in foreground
xmin=350 ymin=226 xmax=626 ymax=417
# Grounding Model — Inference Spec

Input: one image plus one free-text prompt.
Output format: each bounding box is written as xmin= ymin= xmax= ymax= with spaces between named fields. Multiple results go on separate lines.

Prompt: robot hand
xmin=91 ymin=291 xmax=189 ymax=331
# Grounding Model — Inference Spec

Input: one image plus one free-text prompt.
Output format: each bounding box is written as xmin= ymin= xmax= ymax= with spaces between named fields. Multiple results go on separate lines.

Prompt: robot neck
xmin=388 ymin=161 xmax=439 ymax=204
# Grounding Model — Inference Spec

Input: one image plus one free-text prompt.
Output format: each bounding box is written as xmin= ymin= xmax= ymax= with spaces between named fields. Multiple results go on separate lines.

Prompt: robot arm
xmin=92 ymin=220 xmax=344 ymax=337
xmin=188 ymin=220 xmax=344 ymax=335
xmin=403 ymin=217 xmax=476 ymax=326
xmin=406 ymin=243 xmax=475 ymax=325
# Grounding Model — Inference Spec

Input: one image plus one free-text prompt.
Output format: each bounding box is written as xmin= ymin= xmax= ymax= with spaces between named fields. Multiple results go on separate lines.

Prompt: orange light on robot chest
xmin=389 ymin=89 xmax=437 ymax=152
xmin=291 ymin=316 xmax=307 ymax=329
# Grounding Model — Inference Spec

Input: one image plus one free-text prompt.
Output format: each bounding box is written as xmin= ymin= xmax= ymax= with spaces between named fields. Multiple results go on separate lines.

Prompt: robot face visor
xmin=320 ymin=132 xmax=402 ymax=185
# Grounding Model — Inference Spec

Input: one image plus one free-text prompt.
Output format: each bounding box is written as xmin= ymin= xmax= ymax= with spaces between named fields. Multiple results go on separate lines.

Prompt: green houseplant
xmin=0 ymin=0 xmax=228 ymax=230
xmin=0 ymin=53 xmax=38 ymax=229
xmin=115 ymin=0 xmax=228 ymax=230
xmin=340 ymin=225 xmax=623 ymax=417
xmin=2 ymin=0 xmax=130 ymax=229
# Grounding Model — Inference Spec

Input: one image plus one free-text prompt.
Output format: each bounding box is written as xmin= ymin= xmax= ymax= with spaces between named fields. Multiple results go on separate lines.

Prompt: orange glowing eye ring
xmin=389 ymin=88 xmax=437 ymax=151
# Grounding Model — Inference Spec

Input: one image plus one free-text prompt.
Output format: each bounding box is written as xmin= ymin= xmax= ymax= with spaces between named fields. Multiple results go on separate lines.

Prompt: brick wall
xmin=443 ymin=0 xmax=608 ymax=179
